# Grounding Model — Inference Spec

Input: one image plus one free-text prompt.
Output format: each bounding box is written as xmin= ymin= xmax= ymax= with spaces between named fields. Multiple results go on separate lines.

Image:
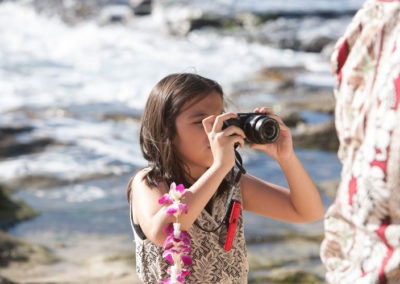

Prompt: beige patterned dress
xmin=320 ymin=0 xmax=400 ymax=283
xmin=129 ymin=184 xmax=248 ymax=283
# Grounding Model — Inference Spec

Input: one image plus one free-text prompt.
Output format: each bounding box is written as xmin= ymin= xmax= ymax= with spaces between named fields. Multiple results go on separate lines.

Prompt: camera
xmin=222 ymin=113 xmax=280 ymax=144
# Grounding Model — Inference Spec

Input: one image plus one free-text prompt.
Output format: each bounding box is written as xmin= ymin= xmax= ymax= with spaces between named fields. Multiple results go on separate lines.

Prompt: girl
xmin=127 ymin=73 xmax=324 ymax=283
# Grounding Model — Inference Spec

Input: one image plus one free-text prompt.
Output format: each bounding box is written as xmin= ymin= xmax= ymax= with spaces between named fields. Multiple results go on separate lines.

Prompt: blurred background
xmin=0 ymin=0 xmax=364 ymax=283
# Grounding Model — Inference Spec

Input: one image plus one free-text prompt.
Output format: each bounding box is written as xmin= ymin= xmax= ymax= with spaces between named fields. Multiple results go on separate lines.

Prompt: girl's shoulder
xmin=130 ymin=168 xmax=169 ymax=197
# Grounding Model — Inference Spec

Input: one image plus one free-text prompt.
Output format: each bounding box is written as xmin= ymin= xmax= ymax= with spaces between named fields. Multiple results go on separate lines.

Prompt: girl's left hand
xmin=249 ymin=107 xmax=294 ymax=163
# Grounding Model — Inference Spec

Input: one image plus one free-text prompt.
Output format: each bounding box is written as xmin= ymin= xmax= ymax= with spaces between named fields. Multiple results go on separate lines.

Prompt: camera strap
xmin=194 ymin=148 xmax=246 ymax=233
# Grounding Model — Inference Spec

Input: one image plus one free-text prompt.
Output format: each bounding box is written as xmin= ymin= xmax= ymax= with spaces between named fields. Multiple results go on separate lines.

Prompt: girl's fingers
xmin=253 ymin=107 xmax=288 ymax=129
xmin=222 ymin=126 xmax=246 ymax=139
xmin=254 ymin=107 xmax=273 ymax=115
xmin=228 ymin=135 xmax=245 ymax=148
xmin=212 ymin=112 xmax=237 ymax=133
xmin=202 ymin=115 xmax=216 ymax=133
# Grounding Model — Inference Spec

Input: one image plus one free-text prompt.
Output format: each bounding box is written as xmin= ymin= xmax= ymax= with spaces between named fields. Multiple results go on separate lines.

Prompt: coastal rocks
xmin=230 ymin=66 xmax=339 ymax=152
xmin=152 ymin=1 xmax=354 ymax=53
xmin=0 ymin=186 xmax=38 ymax=229
xmin=29 ymin=0 xmax=151 ymax=25
xmin=247 ymin=233 xmax=325 ymax=283
xmin=239 ymin=16 xmax=352 ymax=53
xmin=0 ymin=124 xmax=56 ymax=159
xmin=0 ymin=276 xmax=16 ymax=284
xmin=0 ymin=231 xmax=58 ymax=268
xmin=293 ymin=121 xmax=339 ymax=151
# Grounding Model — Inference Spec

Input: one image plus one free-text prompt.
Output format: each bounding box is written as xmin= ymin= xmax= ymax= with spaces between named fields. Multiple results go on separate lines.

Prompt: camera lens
xmin=244 ymin=115 xmax=280 ymax=144
xmin=257 ymin=118 xmax=279 ymax=143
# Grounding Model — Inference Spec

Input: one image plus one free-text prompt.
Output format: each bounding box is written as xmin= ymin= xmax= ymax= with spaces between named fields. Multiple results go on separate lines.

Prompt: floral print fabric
xmin=320 ymin=0 xmax=400 ymax=283
xmin=130 ymin=184 xmax=248 ymax=283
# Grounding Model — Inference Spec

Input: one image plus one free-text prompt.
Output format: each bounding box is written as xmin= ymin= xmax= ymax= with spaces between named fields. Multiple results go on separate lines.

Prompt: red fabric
xmin=348 ymin=176 xmax=357 ymax=205
xmin=394 ymin=74 xmax=400 ymax=110
xmin=376 ymin=217 xmax=393 ymax=284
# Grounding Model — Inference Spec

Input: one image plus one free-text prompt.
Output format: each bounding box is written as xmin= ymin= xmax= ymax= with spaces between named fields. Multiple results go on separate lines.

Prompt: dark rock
xmin=0 ymin=136 xmax=56 ymax=159
xmin=98 ymin=4 xmax=133 ymax=24
xmin=131 ymin=0 xmax=152 ymax=15
xmin=0 ymin=125 xmax=34 ymax=137
xmin=6 ymin=172 xmax=116 ymax=191
xmin=0 ymin=186 xmax=38 ymax=230
xmin=317 ymin=179 xmax=340 ymax=198
xmin=0 ymin=231 xmax=58 ymax=268
xmin=292 ymin=121 xmax=339 ymax=151
xmin=0 ymin=275 xmax=16 ymax=284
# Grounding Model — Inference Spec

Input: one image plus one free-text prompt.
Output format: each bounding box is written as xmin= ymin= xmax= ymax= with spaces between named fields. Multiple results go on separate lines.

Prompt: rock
xmin=130 ymin=0 xmax=152 ymax=15
xmin=5 ymin=172 xmax=115 ymax=191
xmin=0 ymin=275 xmax=16 ymax=284
xmin=292 ymin=121 xmax=339 ymax=151
xmin=0 ymin=136 xmax=56 ymax=159
xmin=98 ymin=4 xmax=133 ymax=24
xmin=0 ymin=125 xmax=34 ymax=137
xmin=317 ymin=179 xmax=340 ymax=198
xmin=0 ymin=231 xmax=58 ymax=267
xmin=0 ymin=186 xmax=38 ymax=230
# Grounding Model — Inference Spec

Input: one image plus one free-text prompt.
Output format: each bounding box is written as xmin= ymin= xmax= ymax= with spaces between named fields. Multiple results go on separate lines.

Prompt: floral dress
xmin=130 ymin=184 xmax=248 ymax=283
xmin=320 ymin=0 xmax=400 ymax=283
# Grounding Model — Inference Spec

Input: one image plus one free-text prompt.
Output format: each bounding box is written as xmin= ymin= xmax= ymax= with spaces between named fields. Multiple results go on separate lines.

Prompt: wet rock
xmin=249 ymin=269 xmax=324 ymax=284
xmin=317 ymin=179 xmax=340 ymax=198
xmin=241 ymin=16 xmax=352 ymax=53
xmin=98 ymin=4 xmax=133 ymax=24
xmin=247 ymin=234 xmax=325 ymax=283
xmin=0 ymin=186 xmax=38 ymax=229
xmin=29 ymin=0 xmax=150 ymax=25
xmin=0 ymin=231 xmax=58 ymax=268
xmin=0 ymin=275 xmax=16 ymax=284
xmin=130 ymin=0 xmax=152 ymax=15
xmin=101 ymin=112 xmax=142 ymax=122
xmin=0 ymin=136 xmax=56 ymax=159
xmin=6 ymin=172 xmax=115 ymax=191
xmin=292 ymin=121 xmax=339 ymax=151
xmin=0 ymin=125 xmax=34 ymax=136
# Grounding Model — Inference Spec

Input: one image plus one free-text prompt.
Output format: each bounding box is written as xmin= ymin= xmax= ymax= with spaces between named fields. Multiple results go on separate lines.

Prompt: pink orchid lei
xmin=158 ymin=183 xmax=192 ymax=284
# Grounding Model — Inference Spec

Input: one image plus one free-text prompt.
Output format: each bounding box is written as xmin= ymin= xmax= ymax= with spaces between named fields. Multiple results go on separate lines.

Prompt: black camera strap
xmin=194 ymin=148 xmax=246 ymax=233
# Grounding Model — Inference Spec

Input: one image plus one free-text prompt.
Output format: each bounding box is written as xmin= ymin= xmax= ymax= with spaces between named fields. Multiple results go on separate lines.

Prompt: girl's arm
xmin=241 ymin=107 xmax=324 ymax=223
xmin=131 ymin=113 xmax=245 ymax=246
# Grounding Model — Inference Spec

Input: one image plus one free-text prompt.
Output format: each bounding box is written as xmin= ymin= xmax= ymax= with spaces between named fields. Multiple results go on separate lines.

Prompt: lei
xmin=158 ymin=183 xmax=192 ymax=284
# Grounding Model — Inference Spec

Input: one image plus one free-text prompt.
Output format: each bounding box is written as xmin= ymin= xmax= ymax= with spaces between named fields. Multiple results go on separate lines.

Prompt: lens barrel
xmin=223 ymin=113 xmax=280 ymax=144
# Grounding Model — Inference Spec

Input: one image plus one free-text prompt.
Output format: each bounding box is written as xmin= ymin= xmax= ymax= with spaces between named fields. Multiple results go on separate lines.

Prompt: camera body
xmin=223 ymin=113 xmax=280 ymax=144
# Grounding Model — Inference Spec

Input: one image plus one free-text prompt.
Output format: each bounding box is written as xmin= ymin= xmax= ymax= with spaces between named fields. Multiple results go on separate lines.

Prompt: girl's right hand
xmin=202 ymin=113 xmax=245 ymax=172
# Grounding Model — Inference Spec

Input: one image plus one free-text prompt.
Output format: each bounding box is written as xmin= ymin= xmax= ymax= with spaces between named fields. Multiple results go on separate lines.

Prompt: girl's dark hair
xmin=127 ymin=73 xmax=233 ymax=201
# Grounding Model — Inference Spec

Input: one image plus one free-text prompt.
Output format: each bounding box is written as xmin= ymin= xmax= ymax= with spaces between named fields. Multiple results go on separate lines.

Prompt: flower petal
xmin=166 ymin=207 xmax=178 ymax=215
xmin=159 ymin=194 xmax=172 ymax=204
xmin=163 ymin=252 xmax=174 ymax=264
xmin=181 ymin=255 xmax=193 ymax=266
xmin=176 ymin=184 xmax=185 ymax=193
xmin=163 ymin=223 xmax=174 ymax=235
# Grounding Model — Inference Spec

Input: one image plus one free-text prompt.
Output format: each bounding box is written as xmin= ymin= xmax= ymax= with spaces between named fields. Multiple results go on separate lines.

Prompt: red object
xmin=224 ymin=199 xmax=241 ymax=251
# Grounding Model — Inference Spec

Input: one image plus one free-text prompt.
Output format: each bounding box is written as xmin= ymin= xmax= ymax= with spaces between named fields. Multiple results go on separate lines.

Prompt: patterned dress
xmin=129 ymin=184 xmax=248 ymax=283
xmin=320 ymin=0 xmax=400 ymax=283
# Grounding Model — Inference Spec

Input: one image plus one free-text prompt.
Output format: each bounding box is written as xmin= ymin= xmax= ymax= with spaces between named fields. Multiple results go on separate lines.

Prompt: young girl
xmin=127 ymin=73 xmax=324 ymax=283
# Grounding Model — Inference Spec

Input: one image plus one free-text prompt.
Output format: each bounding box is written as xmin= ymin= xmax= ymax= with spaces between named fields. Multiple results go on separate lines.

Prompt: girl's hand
xmin=250 ymin=107 xmax=294 ymax=163
xmin=202 ymin=113 xmax=245 ymax=172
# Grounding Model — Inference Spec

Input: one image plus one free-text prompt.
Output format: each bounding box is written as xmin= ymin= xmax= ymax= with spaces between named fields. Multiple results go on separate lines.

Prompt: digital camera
xmin=223 ymin=113 xmax=280 ymax=144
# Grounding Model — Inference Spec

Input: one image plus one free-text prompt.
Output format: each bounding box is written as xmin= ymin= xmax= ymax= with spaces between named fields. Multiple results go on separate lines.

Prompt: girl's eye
xmin=193 ymin=121 xmax=203 ymax=125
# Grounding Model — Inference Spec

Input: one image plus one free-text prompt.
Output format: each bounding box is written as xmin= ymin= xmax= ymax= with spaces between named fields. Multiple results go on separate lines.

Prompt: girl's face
xmin=173 ymin=90 xmax=223 ymax=180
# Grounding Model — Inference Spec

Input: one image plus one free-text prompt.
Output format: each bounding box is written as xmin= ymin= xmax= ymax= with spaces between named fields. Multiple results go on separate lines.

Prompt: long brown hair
xmin=127 ymin=73 xmax=232 ymax=201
